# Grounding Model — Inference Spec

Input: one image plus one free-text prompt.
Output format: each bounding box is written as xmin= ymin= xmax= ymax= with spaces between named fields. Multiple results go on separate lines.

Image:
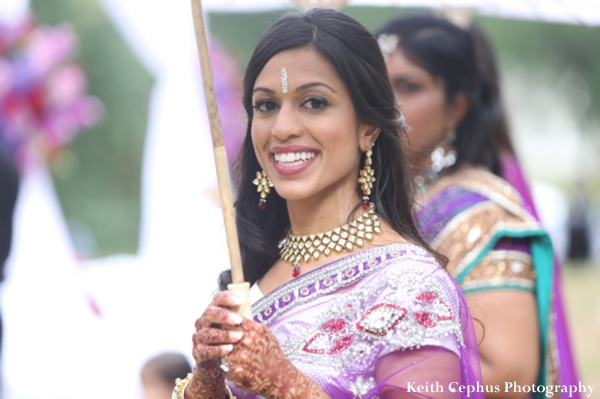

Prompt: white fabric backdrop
xmin=1 ymin=0 xmax=229 ymax=397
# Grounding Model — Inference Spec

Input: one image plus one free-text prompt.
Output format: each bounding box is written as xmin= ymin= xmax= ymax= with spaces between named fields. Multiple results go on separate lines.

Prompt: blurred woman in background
xmin=376 ymin=14 xmax=578 ymax=398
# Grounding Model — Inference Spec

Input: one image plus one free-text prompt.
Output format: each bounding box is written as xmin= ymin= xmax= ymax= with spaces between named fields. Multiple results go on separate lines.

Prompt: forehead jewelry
xmin=281 ymin=67 xmax=288 ymax=94
xmin=377 ymin=34 xmax=400 ymax=62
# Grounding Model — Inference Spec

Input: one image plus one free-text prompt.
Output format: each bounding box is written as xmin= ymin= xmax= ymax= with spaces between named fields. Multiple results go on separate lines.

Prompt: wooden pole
xmin=190 ymin=0 xmax=251 ymax=317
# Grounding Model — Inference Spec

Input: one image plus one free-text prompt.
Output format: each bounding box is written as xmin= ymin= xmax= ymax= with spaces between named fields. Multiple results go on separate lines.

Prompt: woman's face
xmin=251 ymin=47 xmax=376 ymax=204
xmin=386 ymin=48 xmax=454 ymax=167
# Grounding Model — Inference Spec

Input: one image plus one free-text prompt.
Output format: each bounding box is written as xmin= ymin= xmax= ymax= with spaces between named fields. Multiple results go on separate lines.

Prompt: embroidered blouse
xmin=416 ymin=167 xmax=558 ymax=390
xmin=228 ymin=244 xmax=483 ymax=399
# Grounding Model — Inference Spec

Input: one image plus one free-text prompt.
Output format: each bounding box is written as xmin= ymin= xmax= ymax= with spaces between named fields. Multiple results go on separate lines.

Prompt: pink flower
xmin=0 ymin=16 xmax=102 ymax=170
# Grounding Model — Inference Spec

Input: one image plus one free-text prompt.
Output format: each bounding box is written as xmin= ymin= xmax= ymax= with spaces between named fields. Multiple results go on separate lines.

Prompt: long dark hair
xmin=468 ymin=23 xmax=516 ymax=158
xmin=219 ymin=8 xmax=442 ymax=290
xmin=375 ymin=14 xmax=502 ymax=175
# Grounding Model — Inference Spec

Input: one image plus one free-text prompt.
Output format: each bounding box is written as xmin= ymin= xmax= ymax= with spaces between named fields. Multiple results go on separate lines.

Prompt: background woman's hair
xmin=468 ymin=23 xmax=516 ymax=158
xmin=219 ymin=8 xmax=444 ymax=289
xmin=375 ymin=14 xmax=502 ymax=175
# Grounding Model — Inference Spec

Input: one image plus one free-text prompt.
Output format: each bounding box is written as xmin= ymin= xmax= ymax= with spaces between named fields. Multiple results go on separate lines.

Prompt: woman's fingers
xmin=195 ymin=306 xmax=244 ymax=329
xmin=195 ymin=328 xmax=244 ymax=345
xmin=192 ymin=342 xmax=234 ymax=364
xmin=212 ymin=290 xmax=243 ymax=308
xmin=193 ymin=291 xmax=245 ymax=329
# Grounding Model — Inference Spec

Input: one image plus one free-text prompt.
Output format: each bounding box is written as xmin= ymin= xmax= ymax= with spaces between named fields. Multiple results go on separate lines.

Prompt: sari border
xmin=430 ymin=201 xmax=495 ymax=248
xmin=459 ymin=180 xmax=535 ymax=222
xmin=252 ymin=243 xmax=438 ymax=326
xmin=452 ymin=221 xmax=544 ymax=280
xmin=461 ymin=279 xmax=535 ymax=294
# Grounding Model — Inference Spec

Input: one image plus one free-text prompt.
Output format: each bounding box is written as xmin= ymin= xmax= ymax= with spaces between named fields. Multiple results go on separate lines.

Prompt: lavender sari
xmin=229 ymin=244 xmax=483 ymax=399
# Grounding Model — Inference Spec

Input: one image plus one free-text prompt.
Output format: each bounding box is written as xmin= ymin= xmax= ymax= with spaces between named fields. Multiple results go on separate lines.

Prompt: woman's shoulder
xmin=377 ymin=244 xmax=447 ymax=278
xmin=416 ymin=166 xmax=546 ymax=283
xmin=416 ymin=166 xmax=540 ymax=244
xmin=364 ymin=245 xmax=466 ymax=352
xmin=379 ymin=245 xmax=460 ymax=295
xmin=422 ymin=166 xmax=530 ymax=216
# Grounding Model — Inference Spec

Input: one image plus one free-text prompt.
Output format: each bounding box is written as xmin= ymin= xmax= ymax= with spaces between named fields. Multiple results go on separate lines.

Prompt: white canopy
xmin=202 ymin=0 xmax=600 ymax=26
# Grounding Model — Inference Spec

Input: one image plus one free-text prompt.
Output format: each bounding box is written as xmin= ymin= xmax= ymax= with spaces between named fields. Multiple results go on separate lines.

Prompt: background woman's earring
xmin=430 ymin=129 xmax=456 ymax=173
xmin=358 ymin=143 xmax=376 ymax=208
xmin=252 ymin=170 xmax=274 ymax=210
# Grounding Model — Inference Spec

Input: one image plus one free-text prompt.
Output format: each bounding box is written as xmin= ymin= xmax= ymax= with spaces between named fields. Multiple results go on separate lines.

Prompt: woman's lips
xmin=271 ymin=149 xmax=318 ymax=176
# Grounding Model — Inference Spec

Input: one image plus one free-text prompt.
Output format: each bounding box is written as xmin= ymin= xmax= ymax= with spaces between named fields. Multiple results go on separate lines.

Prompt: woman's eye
xmin=303 ymin=98 xmax=328 ymax=109
xmin=392 ymin=80 xmax=420 ymax=94
xmin=253 ymin=100 xmax=278 ymax=112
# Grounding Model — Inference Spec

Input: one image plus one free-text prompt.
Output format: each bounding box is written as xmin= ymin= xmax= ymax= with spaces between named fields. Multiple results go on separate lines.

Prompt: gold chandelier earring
xmin=358 ymin=143 xmax=376 ymax=209
xmin=252 ymin=170 xmax=274 ymax=210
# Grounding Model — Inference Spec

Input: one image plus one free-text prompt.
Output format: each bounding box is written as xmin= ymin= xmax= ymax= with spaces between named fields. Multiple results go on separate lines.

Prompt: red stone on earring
xmin=292 ymin=264 xmax=301 ymax=278
xmin=258 ymin=199 xmax=267 ymax=210
xmin=362 ymin=197 xmax=371 ymax=209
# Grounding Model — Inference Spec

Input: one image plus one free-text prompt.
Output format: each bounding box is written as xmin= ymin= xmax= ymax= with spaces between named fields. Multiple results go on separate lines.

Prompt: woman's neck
xmin=286 ymin=188 xmax=362 ymax=236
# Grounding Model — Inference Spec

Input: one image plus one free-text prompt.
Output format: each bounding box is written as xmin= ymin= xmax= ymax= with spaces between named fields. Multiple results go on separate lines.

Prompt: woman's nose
xmin=271 ymin=103 xmax=303 ymax=141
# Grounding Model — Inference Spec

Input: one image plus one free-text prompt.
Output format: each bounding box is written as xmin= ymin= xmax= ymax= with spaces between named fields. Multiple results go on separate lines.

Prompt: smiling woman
xmin=251 ymin=47 xmax=370 ymax=212
xmin=179 ymin=8 xmax=484 ymax=399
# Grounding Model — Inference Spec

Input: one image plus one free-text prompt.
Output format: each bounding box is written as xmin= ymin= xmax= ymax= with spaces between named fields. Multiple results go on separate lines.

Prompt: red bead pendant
xmin=292 ymin=265 xmax=300 ymax=278
xmin=258 ymin=199 xmax=266 ymax=210
xmin=362 ymin=199 xmax=370 ymax=209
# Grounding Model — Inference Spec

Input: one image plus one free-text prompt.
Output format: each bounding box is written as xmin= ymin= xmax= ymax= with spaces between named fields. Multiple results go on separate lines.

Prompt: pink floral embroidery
xmin=437 ymin=299 xmax=456 ymax=321
xmin=302 ymin=318 xmax=352 ymax=355
xmin=416 ymin=291 xmax=439 ymax=304
xmin=322 ymin=318 xmax=346 ymax=334
xmin=415 ymin=312 xmax=437 ymax=328
xmin=302 ymin=332 xmax=325 ymax=354
xmin=356 ymin=303 xmax=407 ymax=336
xmin=416 ymin=291 xmax=456 ymax=321
xmin=329 ymin=335 xmax=353 ymax=354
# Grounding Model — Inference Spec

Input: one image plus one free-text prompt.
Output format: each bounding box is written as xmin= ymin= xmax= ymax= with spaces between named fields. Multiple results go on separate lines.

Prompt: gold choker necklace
xmin=279 ymin=204 xmax=382 ymax=278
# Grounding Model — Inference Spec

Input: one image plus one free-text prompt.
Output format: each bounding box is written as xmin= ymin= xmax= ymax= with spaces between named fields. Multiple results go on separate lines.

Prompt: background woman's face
xmin=250 ymin=47 xmax=373 ymax=205
xmin=386 ymin=48 xmax=453 ymax=167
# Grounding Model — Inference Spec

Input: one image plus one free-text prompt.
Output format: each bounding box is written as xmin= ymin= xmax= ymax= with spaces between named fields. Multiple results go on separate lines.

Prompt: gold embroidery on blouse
xmin=461 ymin=250 xmax=535 ymax=293
xmin=429 ymin=200 xmax=541 ymax=280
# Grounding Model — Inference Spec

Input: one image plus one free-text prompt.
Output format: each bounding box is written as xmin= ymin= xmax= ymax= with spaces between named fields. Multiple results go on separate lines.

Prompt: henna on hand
xmin=226 ymin=319 xmax=330 ymax=399
xmin=184 ymin=364 xmax=227 ymax=399
xmin=185 ymin=291 xmax=245 ymax=399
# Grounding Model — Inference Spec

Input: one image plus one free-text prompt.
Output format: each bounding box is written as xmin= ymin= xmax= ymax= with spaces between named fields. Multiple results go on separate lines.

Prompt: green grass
xmin=562 ymin=262 xmax=600 ymax=396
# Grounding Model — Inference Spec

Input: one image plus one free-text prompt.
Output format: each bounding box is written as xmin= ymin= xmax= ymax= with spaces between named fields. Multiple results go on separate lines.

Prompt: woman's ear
xmin=358 ymin=124 xmax=381 ymax=151
xmin=445 ymin=92 xmax=470 ymax=131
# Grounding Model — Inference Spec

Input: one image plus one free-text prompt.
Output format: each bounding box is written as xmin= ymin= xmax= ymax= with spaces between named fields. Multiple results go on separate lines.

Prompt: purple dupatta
xmin=501 ymin=153 xmax=580 ymax=396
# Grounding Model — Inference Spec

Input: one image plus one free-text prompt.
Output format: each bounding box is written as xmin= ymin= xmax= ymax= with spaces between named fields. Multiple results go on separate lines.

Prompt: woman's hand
xmin=186 ymin=291 xmax=245 ymax=399
xmin=225 ymin=318 xmax=329 ymax=399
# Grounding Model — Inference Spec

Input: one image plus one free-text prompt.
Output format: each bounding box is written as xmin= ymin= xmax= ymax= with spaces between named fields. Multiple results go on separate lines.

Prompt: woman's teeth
xmin=274 ymin=152 xmax=315 ymax=166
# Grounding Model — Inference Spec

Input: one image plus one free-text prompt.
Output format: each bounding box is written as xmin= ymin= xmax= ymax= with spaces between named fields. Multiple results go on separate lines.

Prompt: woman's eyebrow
xmin=252 ymin=87 xmax=276 ymax=96
xmin=296 ymin=82 xmax=337 ymax=93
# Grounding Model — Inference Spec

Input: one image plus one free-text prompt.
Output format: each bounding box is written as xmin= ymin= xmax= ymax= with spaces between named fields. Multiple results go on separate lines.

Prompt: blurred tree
xmin=479 ymin=18 xmax=600 ymax=125
xmin=31 ymin=0 xmax=154 ymax=256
